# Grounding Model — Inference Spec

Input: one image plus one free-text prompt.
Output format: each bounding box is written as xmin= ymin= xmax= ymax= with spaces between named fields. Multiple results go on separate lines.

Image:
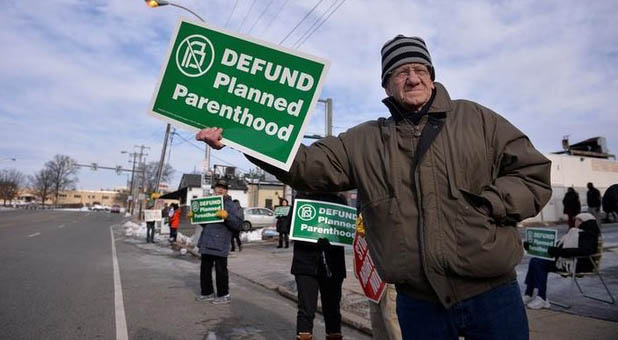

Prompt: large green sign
xmin=148 ymin=18 xmax=330 ymax=171
xmin=190 ymin=196 xmax=224 ymax=224
xmin=289 ymin=199 xmax=357 ymax=246
xmin=525 ymin=227 xmax=558 ymax=260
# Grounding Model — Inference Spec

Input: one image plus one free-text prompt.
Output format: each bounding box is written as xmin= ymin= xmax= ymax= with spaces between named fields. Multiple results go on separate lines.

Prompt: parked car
xmin=91 ymin=204 xmax=105 ymax=211
xmin=242 ymin=207 xmax=276 ymax=231
xmin=110 ymin=204 xmax=121 ymax=213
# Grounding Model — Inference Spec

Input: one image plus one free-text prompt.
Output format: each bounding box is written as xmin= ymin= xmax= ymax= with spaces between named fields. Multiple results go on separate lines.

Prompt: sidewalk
xmin=223 ymin=239 xmax=618 ymax=340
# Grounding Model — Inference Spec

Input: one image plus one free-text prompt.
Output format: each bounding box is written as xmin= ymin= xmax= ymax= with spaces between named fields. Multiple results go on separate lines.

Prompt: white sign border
xmin=147 ymin=17 xmax=331 ymax=171
xmin=190 ymin=195 xmax=224 ymax=225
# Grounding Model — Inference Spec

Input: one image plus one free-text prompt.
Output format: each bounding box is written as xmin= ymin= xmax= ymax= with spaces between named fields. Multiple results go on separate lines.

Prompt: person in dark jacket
xmin=522 ymin=213 xmax=601 ymax=309
xmin=602 ymin=184 xmax=618 ymax=222
xmin=195 ymin=179 xmax=243 ymax=304
xmin=291 ymin=192 xmax=346 ymax=340
xmin=562 ymin=187 xmax=581 ymax=229
xmin=276 ymin=198 xmax=290 ymax=248
xmin=230 ymin=199 xmax=244 ymax=252
xmin=587 ymin=182 xmax=602 ymax=226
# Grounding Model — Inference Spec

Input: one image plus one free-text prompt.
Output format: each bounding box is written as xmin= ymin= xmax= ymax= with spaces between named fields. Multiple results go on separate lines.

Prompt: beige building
xmin=20 ymin=188 xmax=127 ymax=208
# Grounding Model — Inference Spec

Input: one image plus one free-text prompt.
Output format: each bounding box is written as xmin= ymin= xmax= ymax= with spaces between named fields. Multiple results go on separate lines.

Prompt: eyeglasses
xmin=390 ymin=65 xmax=430 ymax=81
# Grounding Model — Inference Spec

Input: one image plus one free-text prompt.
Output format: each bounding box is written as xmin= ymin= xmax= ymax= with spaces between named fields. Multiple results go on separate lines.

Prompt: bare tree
xmin=141 ymin=162 xmax=174 ymax=194
xmin=46 ymin=154 xmax=79 ymax=205
xmin=30 ymin=168 xmax=54 ymax=207
xmin=0 ymin=168 xmax=26 ymax=206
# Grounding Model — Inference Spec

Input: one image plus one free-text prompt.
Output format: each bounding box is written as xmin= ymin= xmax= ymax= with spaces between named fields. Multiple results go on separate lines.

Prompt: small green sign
xmin=190 ymin=196 xmax=224 ymax=224
xmin=525 ymin=227 xmax=558 ymax=260
xmin=148 ymin=18 xmax=330 ymax=171
xmin=274 ymin=205 xmax=291 ymax=217
xmin=289 ymin=199 xmax=357 ymax=246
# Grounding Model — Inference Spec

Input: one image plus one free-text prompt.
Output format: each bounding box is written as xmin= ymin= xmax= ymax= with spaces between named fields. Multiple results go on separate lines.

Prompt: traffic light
xmin=91 ymin=163 xmax=98 ymax=171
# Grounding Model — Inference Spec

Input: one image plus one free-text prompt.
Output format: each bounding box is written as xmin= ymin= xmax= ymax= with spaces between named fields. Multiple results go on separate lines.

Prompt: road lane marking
xmin=58 ymin=225 xmax=65 ymax=229
xmin=110 ymin=227 xmax=129 ymax=340
xmin=28 ymin=233 xmax=41 ymax=238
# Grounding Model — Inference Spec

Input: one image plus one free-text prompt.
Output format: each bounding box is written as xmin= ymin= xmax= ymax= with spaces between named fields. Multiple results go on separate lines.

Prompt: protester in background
xmin=162 ymin=203 xmax=170 ymax=228
xmin=602 ymin=184 xmax=618 ymax=223
xmin=146 ymin=200 xmax=156 ymax=243
xmin=355 ymin=213 xmax=401 ymax=340
xmin=169 ymin=203 xmax=180 ymax=243
xmin=230 ymin=199 xmax=243 ymax=252
xmin=587 ymin=182 xmax=602 ymax=226
xmin=276 ymin=198 xmax=290 ymax=249
xmin=522 ymin=213 xmax=601 ymax=309
xmin=196 ymin=179 xmax=243 ymax=304
xmin=562 ymin=187 xmax=581 ymax=229
xmin=196 ymin=34 xmax=552 ymax=339
xmin=290 ymin=192 xmax=346 ymax=340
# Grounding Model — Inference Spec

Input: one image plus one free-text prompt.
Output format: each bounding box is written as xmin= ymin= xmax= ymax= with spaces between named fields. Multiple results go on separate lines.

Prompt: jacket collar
xmin=382 ymin=82 xmax=454 ymax=120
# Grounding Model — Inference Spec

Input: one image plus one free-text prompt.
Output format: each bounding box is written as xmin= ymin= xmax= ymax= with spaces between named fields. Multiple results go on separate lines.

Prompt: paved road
xmin=0 ymin=210 xmax=370 ymax=339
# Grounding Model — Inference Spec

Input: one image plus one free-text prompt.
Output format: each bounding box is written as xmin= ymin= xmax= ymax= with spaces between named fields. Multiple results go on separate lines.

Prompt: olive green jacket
xmin=248 ymin=82 xmax=551 ymax=308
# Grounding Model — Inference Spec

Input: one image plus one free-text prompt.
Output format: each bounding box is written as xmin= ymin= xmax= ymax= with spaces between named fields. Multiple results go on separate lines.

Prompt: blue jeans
xmin=396 ymin=280 xmax=528 ymax=340
xmin=524 ymin=258 xmax=556 ymax=299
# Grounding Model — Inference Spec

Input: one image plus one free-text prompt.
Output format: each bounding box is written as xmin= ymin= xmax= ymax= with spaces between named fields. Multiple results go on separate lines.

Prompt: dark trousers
xmin=295 ymin=274 xmax=343 ymax=334
xmin=146 ymin=221 xmax=155 ymax=242
xmin=278 ymin=232 xmax=289 ymax=247
xmin=201 ymin=254 xmax=229 ymax=297
xmin=524 ymin=257 xmax=557 ymax=299
xmin=231 ymin=232 xmax=241 ymax=251
xmin=170 ymin=227 xmax=177 ymax=242
xmin=396 ymin=280 xmax=529 ymax=340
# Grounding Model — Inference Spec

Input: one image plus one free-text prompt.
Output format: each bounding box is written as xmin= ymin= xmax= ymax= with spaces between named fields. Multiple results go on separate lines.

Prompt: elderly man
xmin=197 ymin=35 xmax=551 ymax=339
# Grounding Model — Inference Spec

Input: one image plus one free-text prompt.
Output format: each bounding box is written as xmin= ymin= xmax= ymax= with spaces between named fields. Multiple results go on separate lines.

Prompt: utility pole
xmin=133 ymin=144 xmax=149 ymax=215
xmin=154 ymin=124 xmax=171 ymax=194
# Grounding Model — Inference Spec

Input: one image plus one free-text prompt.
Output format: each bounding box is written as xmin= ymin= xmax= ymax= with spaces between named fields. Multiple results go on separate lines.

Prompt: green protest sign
xmin=274 ymin=205 xmax=291 ymax=217
xmin=148 ymin=18 xmax=330 ymax=171
xmin=190 ymin=196 xmax=224 ymax=224
xmin=289 ymin=199 xmax=357 ymax=246
xmin=525 ymin=227 xmax=558 ymax=260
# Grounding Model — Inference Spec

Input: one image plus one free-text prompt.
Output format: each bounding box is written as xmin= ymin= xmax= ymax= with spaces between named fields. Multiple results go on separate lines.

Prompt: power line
xmin=261 ymin=0 xmax=289 ymax=35
xmin=279 ymin=0 xmax=324 ymax=45
xmin=296 ymin=0 xmax=346 ymax=48
xmin=247 ymin=0 xmax=274 ymax=34
xmin=171 ymin=132 xmax=251 ymax=173
xmin=224 ymin=0 xmax=239 ymax=28
xmin=238 ymin=0 xmax=257 ymax=32
xmin=292 ymin=0 xmax=339 ymax=48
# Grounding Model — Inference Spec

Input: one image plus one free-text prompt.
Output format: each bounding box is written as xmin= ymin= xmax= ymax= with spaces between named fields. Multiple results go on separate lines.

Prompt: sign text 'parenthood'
xmin=190 ymin=196 xmax=224 ymax=224
xmin=148 ymin=18 xmax=330 ymax=171
xmin=289 ymin=199 xmax=357 ymax=246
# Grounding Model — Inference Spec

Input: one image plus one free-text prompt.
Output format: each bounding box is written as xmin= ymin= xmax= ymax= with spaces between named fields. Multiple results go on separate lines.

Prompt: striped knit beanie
xmin=381 ymin=35 xmax=435 ymax=86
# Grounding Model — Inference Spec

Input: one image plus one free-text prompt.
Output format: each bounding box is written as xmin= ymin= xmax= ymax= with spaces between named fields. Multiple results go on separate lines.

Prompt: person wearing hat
xmin=196 ymin=35 xmax=551 ymax=338
xmin=522 ymin=213 xmax=601 ymax=309
xmin=195 ymin=178 xmax=243 ymax=304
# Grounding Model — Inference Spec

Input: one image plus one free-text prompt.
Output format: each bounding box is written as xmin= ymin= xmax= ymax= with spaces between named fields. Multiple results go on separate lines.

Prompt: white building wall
xmin=525 ymin=154 xmax=618 ymax=223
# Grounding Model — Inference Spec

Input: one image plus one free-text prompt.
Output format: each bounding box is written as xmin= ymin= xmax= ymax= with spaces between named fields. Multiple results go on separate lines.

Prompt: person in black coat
xmin=276 ymin=199 xmax=290 ymax=248
xmin=290 ymin=192 xmax=346 ymax=340
xmin=522 ymin=213 xmax=601 ymax=310
xmin=562 ymin=187 xmax=581 ymax=229
xmin=602 ymin=184 xmax=618 ymax=222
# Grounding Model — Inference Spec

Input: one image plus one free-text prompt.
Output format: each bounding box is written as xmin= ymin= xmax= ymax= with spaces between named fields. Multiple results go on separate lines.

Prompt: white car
xmin=242 ymin=207 xmax=276 ymax=231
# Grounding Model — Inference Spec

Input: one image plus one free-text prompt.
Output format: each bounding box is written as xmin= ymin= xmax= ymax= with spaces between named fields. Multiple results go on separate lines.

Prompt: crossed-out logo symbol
xmin=297 ymin=204 xmax=316 ymax=221
xmin=191 ymin=200 xmax=200 ymax=212
xmin=175 ymin=34 xmax=215 ymax=78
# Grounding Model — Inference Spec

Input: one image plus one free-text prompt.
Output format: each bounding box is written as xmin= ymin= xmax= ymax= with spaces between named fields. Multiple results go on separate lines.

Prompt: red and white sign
xmin=353 ymin=233 xmax=386 ymax=303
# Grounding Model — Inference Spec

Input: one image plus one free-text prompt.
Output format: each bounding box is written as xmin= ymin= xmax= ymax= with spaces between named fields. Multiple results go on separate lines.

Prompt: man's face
xmin=214 ymin=186 xmax=228 ymax=196
xmin=384 ymin=63 xmax=434 ymax=112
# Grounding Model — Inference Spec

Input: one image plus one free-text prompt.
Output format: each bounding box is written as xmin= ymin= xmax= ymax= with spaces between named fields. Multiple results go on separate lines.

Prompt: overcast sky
xmin=1 ymin=0 xmax=617 ymax=191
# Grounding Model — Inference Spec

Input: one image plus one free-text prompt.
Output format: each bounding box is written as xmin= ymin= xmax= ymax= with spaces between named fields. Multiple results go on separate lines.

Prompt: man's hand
xmin=187 ymin=211 xmax=193 ymax=219
xmin=215 ymin=209 xmax=228 ymax=220
xmin=195 ymin=127 xmax=225 ymax=150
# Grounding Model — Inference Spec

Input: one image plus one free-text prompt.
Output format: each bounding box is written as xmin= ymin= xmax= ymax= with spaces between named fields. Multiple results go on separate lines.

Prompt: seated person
xmin=522 ymin=212 xmax=601 ymax=309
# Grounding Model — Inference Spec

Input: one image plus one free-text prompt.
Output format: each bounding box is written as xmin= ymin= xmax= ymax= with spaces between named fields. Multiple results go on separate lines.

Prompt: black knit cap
xmin=214 ymin=178 xmax=229 ymax=189
xmin=381 ymin=35 xmax=435 ymax=86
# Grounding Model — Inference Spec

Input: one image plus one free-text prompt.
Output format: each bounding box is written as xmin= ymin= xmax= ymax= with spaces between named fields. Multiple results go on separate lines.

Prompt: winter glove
xmin=355 ymin=214 xmax=365 ymax=238
xmin=215 ymin=209 xmax=228 ymax=220
xmin=186 ymin=210 xmax=193 ymax=218
xmin=317 ymin=238 xmax=331 ymax=250
xmin=547 ymin=246 xmax=560 ymax=257
xmin=523 ymin=241 xmax=529 ymax=251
